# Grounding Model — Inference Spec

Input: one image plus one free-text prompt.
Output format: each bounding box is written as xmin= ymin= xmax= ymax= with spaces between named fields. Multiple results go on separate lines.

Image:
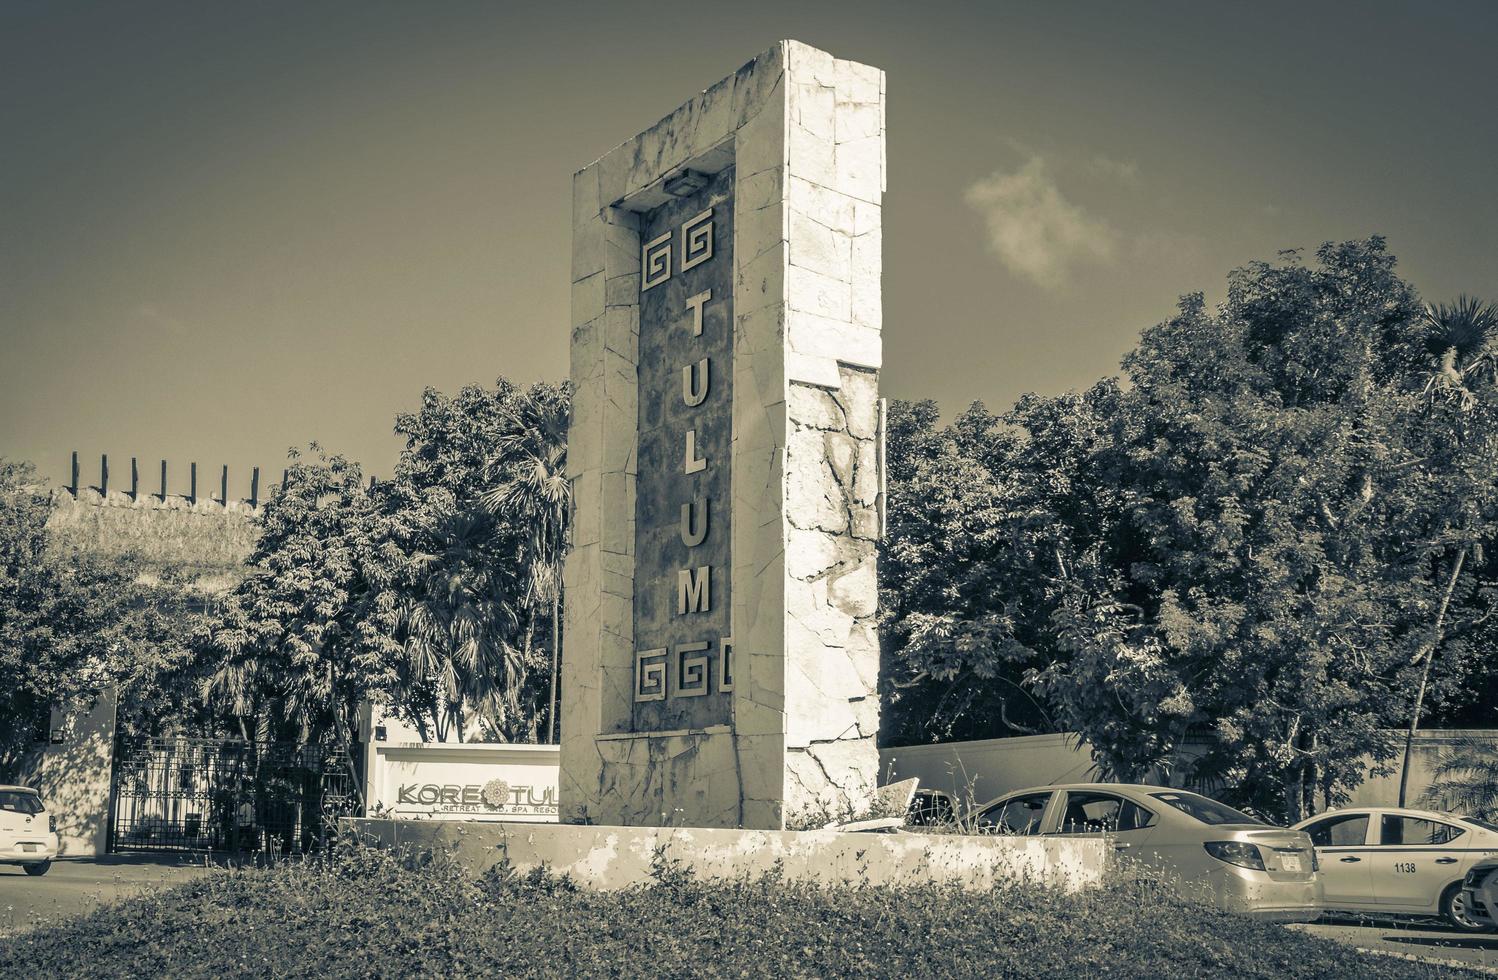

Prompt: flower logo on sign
xmin=481 ymin=779 xmax=511 ymax=809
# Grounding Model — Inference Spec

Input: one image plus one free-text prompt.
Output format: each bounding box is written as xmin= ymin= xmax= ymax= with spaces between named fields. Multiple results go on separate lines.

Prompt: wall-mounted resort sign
xmin=632 ymin=167 xmax=734 ymax=732
xmin=368 ymin=743 xmax=559 ymax=823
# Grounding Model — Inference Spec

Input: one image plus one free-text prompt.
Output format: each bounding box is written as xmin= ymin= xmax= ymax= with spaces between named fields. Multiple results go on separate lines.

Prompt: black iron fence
xmin=110 ymin=736 xmax=358 ymax=854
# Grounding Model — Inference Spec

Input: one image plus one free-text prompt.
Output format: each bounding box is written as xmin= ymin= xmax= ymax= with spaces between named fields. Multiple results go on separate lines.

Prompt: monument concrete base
xmin=344 ymin=818 xmax=1107 ymax=894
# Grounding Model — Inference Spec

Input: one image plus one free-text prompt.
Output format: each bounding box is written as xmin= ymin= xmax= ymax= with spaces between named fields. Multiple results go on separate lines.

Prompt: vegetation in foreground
xmin=0 ymin=844 xmax=1477 ymax=979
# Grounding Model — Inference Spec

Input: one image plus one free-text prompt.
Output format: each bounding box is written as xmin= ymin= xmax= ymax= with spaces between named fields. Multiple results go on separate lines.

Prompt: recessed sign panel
xmin=632 ymin=167 xmax=734 ymax=731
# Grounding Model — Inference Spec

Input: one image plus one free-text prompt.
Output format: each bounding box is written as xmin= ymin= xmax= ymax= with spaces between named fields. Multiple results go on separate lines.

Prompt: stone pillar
xmin=563 ymin=40 xmax=884 ymax=830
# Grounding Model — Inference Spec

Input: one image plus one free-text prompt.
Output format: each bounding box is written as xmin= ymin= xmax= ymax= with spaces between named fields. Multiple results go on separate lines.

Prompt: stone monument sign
xmin=562 ymin=40 xmax=885 ymax=829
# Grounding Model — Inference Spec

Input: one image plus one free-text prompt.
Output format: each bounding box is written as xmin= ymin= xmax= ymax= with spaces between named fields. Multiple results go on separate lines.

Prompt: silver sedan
xmin=970 ymin=782 xmax=1322 ymax=921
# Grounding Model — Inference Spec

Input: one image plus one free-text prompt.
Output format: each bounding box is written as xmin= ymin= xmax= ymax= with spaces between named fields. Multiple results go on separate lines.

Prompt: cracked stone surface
xmin=563 ymin=41 xmax=884 ymax=830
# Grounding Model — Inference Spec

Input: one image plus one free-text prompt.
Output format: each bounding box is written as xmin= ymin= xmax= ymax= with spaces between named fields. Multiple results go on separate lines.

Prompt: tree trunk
xmin=1303 ymin=733 xmax=1318 ymax=819
xmin=547 ymin=593 xmax=560 ymax=744
xmin=1399 ymin=547 xmax=1468 ymax=806
xmin=332 ymin=706 xmax=367 ymax=816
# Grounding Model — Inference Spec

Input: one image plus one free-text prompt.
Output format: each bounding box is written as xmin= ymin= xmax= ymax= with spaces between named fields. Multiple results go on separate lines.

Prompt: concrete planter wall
xmin=346 ymin=817 xmax=1107 ymax=894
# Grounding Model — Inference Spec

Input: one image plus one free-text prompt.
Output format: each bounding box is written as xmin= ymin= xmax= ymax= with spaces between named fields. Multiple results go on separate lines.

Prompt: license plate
xmin=1279 ymin=853 xmax=1304 ymax=872
xmin=19 ymin=843 xmax=39 ymax=853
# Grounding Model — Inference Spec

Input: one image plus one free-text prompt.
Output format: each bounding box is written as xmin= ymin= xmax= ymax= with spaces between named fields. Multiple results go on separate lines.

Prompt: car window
xmin=0 ymin=790 xmax=44 ymax=815
xmin=1380 ymin=815 xmax=1464 ymax=846
xmin=1304 ymin=813 xmax=1369 ymax=847
xmin=1465 ymin=818 xmax=1498 ymax=834
xmin=1055 ymin=792 xmax=1157 ymax=834
xmin=977 ymin=793 xmax=1050 ymax=835
xmin=1148 ymin=791 xmax=1264 ymax=826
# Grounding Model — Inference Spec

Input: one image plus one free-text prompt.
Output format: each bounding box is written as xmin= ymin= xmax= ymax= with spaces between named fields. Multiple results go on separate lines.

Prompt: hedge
xmin=0 ymin=843 xmax=1478 ymax=978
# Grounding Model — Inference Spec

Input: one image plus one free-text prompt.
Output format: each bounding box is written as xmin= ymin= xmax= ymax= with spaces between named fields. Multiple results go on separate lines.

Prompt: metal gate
xmin=109 ymin=737 xmax=358 ymax=854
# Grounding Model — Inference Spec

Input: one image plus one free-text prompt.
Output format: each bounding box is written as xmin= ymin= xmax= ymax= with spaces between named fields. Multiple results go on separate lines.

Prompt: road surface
xmin=1294 ymin=916 xmax=1498 ymax=974
xmin=0 ymin=855 xmax=209 ymax=935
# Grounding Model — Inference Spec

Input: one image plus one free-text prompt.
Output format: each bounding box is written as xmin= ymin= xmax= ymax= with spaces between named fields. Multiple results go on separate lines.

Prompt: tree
xmin=0 ymin=460 xmax=190 ymax=778
xmin=881 ymin=240 xmax=1498 ymax=820
xmin=481 ymin=382 xmax=571 ymax=743
xmin=1418 ymin=735 xmax=1498 ymax=820
xmin=392 ymin=511 xmax=522 ymax=742
xmin=879 ymin=399 xmax=1061 ymax=745
xmin=381 ymin=379 xmax=568 ymax=742
xmin=206 ymin=447 xmax=399 ymax=760
xmin=1398 ymin=296 xmax=1498 ymax=804
xmin=200 ymin=379 xmax=571 ymax=749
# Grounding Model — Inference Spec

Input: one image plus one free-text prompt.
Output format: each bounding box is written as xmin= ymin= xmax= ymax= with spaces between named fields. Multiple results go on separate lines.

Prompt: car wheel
xmin=1442 ymin=882 xmax=1490 ymax=933
xmin=22 ymin=860 xmax=50 ymax=877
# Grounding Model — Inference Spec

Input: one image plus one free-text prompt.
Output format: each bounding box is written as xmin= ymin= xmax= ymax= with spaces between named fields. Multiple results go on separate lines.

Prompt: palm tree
xmin=482 ymin=383 xmax=571 ymax=744
xmin=1419 ymin=735 xmax=1498 ymax=820
xmin=395 ymin=511 xmax=526 ymax=741
xmin=1420 ymin=296 xmax=1498 ymax=410
xmin=1400 ymin=296 xmax=1498 ymax=805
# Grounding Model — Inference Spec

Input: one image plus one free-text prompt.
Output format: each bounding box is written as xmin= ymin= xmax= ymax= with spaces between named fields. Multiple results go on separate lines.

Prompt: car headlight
xmin=1204 ymin=841 xmax=1267 ymax=871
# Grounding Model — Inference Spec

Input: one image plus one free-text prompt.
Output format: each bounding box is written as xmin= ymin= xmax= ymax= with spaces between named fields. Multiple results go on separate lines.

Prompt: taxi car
xmin=0 ymin=785 xmax=58 ymax=875
xmin=970 ymin=783 xmax=1322 ymax=921
xmin=1291 ymin=806 xmax=1498 ymax=931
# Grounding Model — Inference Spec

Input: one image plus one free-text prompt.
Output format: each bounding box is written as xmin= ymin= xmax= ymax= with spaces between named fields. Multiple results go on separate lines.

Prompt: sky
xmin=3 ymin=1 xmax=1495 ymax=492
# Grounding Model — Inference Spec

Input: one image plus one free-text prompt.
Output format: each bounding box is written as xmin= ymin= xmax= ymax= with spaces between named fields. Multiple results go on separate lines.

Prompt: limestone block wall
xmin=47 ymin=488 xmax=260 ymax=593
xmin=783 ymin=366 xmax=883 ymax=822
xmin=563 ymin=40 xmax=884 ymax=830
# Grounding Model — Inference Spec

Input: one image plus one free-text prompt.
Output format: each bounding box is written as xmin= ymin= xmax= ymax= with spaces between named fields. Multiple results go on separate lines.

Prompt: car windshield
xmin=1149 ymin=791 xmax=1264 ymax=826
xmin=0 ymin=790 xmax=44 ymax=815
xmin=1465 ymin=817 xmax=1498 ymax=833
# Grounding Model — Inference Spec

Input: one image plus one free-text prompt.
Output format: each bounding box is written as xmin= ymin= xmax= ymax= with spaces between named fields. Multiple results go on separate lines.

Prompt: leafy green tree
xmin=879 ymin=399 xmax=1060 ymax=745
xmin=0 ymin=460 xmax=198 ymax=777
xmin=382 ymin=379 xmax=568 ymax=742
xmin=1398 ymin=296 xmax=1498 ymax=803
xmin=481 ymin=382 xmax=571 ymax=743
xmin=206 ymin=447 xmax=399 ymax=759
xmin=391 ymin=511 xmax=524 ymax=742
xmin=882 ymin=240 xmax=1498 ymax=820
xmin=202 ymin=379 xmax=570 ymax=749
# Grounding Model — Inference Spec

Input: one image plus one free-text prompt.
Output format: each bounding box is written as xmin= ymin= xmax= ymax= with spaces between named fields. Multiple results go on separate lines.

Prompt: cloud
xmin=965 ymin=157 xmax=1119 ymax=289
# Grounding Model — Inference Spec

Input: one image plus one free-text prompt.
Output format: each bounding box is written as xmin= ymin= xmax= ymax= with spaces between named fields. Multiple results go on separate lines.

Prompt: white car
xmin=1291 ymin=806 xmax=1498 ymax=931
xmin=0 ymin=785 xmax=58 ymax=875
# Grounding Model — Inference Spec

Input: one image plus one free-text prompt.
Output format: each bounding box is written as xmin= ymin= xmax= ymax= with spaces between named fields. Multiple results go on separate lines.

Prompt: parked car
xmin=0 ymin=785 xmax=58 ymax=875
xmin=1292 ymin=806 xmax=1498 ymax=932
xmin=1462 ymin=857 xmax=1498 ymax=929
xmin=969 ymin=783 xmax=1322 ymax=921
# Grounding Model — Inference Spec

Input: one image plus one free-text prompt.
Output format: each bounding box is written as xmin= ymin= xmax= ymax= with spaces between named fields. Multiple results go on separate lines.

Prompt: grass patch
xmin=0 ymin=843 xmax=1478 ymax=978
